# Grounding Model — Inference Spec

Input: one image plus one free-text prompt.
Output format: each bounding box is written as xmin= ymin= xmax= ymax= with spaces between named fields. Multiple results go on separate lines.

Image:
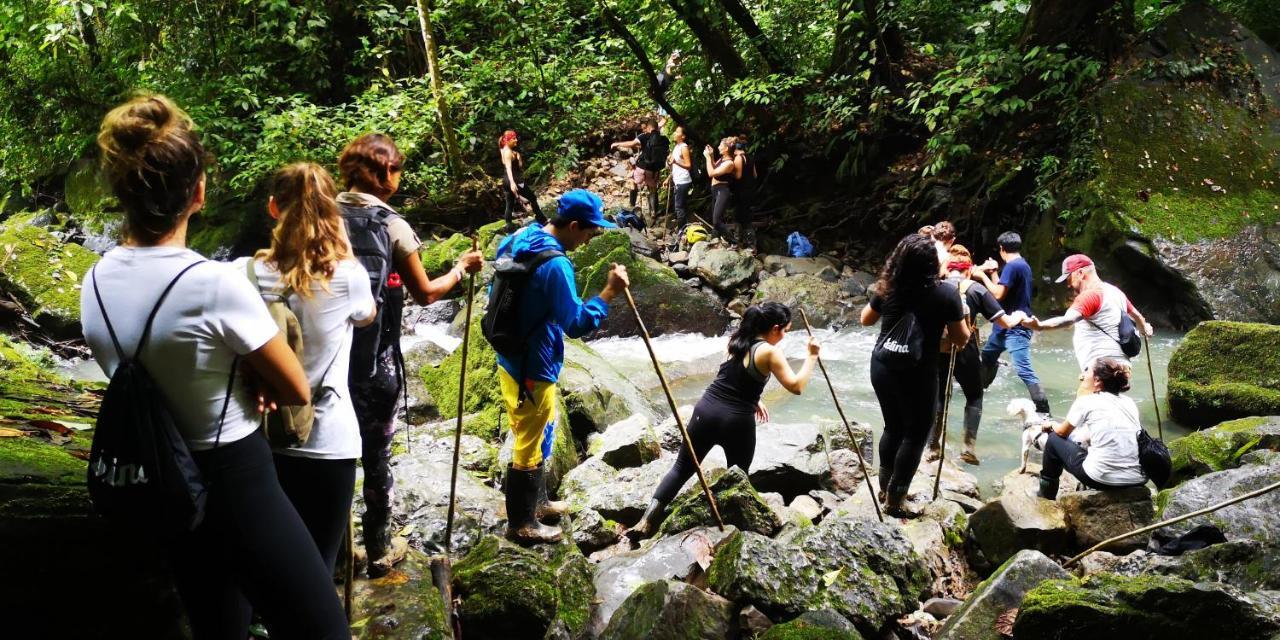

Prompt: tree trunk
xmin=714 ymin=0 xmax=788 ymax=72
xmin=1019 ymin=0 xmax=1133 ymax=59
xmin=663 ymin=0 xmax=747 ymax=79
xmin=827 ymin=0 xmax=903 ymax=86
xmin=599 ymin=4 xmax=701 ymax=143
xmin=415 ymin=0 xmax=463 ymax=178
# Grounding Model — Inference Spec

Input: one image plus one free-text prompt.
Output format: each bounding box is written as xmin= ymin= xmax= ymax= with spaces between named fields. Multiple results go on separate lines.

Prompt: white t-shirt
xmin=233 ymin=257 xmax=375 ymax=460
xmin=81 ymin=247 xmax=279 ymax=451
xmin=1067 ymin=392 xmax=1147 ymax=486
xmin=670 ymin=143 xmax=692 ymax=185
xmin=1071 ymin=282 xmax=1132 ymax=371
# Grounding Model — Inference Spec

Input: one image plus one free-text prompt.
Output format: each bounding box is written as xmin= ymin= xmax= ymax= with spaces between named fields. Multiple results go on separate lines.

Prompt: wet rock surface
xmin=599 ymin=579 xmax=737 ymax=640
xmin=936 ymin=550 xmax=1069 ymax=640
xmin=1058 ymin=486 xmax=1154 ymax=553
xmin=1153 ymin=460 xmax=1280 ymax=548
xmin=1167 ymin=322 xmax=1280 ymax=426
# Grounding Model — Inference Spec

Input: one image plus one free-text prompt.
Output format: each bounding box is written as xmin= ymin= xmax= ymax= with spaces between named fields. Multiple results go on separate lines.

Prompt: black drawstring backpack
xmin=873 ymin=311 xmax=925 ymax=371
xmin=87 ymin=262 xmax=236 ymax=535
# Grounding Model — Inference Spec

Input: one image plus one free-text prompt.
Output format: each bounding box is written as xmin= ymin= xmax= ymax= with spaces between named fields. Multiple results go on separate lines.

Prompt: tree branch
xmin=715 ymin=0 xmax=788 ymax=72
xmin=599 ymin=3 xmax=701 ymax=143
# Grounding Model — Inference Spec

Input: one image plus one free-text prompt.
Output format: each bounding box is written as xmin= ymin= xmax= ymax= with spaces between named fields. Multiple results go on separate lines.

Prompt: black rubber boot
xmin=1029 ymin=383 xmax=1052 ymax=416
xmin=505 ymin=464 xmax=562 ymax=545
xmin=535 ymin=461 xmax=568 ymax=523
xmin=625 ymin=498 xmax=667 ymax=542
xmin=1038 ymin=476 xmax=1059 ymax=500
xmin=960 ymin=406 xmax=982 ymax=465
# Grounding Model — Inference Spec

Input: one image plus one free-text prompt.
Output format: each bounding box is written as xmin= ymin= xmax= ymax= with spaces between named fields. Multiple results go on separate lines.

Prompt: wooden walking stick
xmin=1143 ymin=333 xmax=1163 ymax=440
xmin=798 ymin=309 xmax=883 ymax=523
xmin=933 ymin=346 xmax=958 ymax=501
xmin=1064 ymin=479 xmax=1280 ymax=568
xmin=624 ymin=284 xmax=724 ymax=530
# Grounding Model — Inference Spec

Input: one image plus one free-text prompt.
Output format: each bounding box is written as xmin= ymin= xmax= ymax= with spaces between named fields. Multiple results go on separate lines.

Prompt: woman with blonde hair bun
xmin=235 ymin=162 xmax=377 ymax=578
xmin=83 ymin=95 xmax=348 ymax=639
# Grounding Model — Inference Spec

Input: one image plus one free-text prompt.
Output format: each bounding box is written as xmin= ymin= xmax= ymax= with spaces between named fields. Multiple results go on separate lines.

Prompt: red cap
xmin=1055 ymin=254 xmax=1093 ymax=283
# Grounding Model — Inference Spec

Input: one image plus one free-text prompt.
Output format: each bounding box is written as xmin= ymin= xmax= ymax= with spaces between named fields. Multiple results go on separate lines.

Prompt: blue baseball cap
xmin=556 ymin=189 xmax=616 ymax=228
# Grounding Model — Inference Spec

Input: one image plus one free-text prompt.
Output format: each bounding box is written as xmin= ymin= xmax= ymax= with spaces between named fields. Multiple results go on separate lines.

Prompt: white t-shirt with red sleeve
xmin=1070 ymin=281 xmax=1134 ymax=371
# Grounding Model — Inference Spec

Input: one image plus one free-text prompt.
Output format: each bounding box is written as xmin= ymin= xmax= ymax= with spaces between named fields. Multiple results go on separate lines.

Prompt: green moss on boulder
xmin=451 ymin=535 xmax=593 ymax=640
xmin=658 ymin=466 xmax=782 ymax=537
xmin=0 ymin=213 xmax=99 ymax=336
xmin=419 ymin=314 xmax=501 ymax=434
xmin=351 ymin=549 xmax=449 ymax=640
xmin=1167 ymin=321 xmax=1280 ymax=426
xmin=419 ymin=220 xmax=507 ymax=277
xmin=1168 ymin=416 xmax=1280 ymax=483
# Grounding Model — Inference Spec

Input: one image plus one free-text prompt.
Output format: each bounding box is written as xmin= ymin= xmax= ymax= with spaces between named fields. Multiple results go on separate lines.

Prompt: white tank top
xmin=670 ymin=143 xmax=692 ymax=185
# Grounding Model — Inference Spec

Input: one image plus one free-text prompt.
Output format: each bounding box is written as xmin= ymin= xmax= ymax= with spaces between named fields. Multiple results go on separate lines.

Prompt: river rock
xmin=389 ymin=438 xmax=506 ymax=556
xmin=624 ymin=226 xmax=660 ymax=259
xmin=1152 ymin=460 xmax=1280 ymax=548
xmin=418 ymin=220 xmax=508 ymax=278
xmin=688 ymin=242 xmax=758 ymax=292
xmin=759 ymin=254 xmax=842 ymax=277
xmin=590 ymin=526 xmax=735 ymax=635
xmin=739 ymin=604 xmax=773 ymax=636
xmin=351 ymin=548 xmax=449 ymax=640
xmin=570 ymin=507 xmax=622 ymax=555
xmin=0 ymin=212 xmax=99 ymax=338
xmin=1168 ymin=415 xmax=1280 ymax=484
xmin=561 ymin=455 xmax=670 ymax=523
xmin=839 ymin=271 xmax=877 ymax=301
xmin=936 ymin=549 xmax=1069 ymax=640
xmin=754 ymin=273 xmax=853 ymax=329
xmin=901 ymin=500 xmax=970 ymax=599
xmin=789 ymin=495 xmax=824 ymax=522
xmin=968 ymin=482 xmax=1070 ymax=569
xmin=599 ymin=579 xmax=737 ymax=640
xmin=707 ymin=530 xmax=819 ymax=617
xmin=1058 ymin=486 xmax=1154 ymax=553
xmin=587 ymin=414 xmax=662 ymax=469
xmin=658 ymin=467 xmax=783 ymax=537
xmin=451 ymin=536 xmax=593 ymax=640
xmin=1013 ymin=572 xmax=1280 ymax=638
xmin=1114 ymin=539 xmax=1280 ymax=592
xmin=572 ymin=231 xmax=731 ymax=338
xmin=1167 ymin=322 xmax=1280 ymax=426
xmin=760 ymin=610 xmax=863 ymax=639
xmin=561 ymin=339 xmax=659 ymax=439
xmin=793 ymin=514 xmax=930 ymax=632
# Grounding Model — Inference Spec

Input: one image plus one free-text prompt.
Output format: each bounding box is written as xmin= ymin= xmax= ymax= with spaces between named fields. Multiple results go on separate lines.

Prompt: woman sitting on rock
xmin=627 ymin=302 xmax=820 ymax=539
xmin=1036 ymin=357 xmax=1147 ymax=500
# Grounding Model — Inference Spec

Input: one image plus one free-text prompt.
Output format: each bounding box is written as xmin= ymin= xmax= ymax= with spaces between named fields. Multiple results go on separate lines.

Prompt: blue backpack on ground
xmin=787 ymin=232 xmax=815 ymax=257
xmin=614 ymin=209 xmax=645 ymax=230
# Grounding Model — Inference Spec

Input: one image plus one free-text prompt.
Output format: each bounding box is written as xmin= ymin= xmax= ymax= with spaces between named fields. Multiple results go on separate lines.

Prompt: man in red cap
xmin=1024 ymin=254 xmax=1153 ymax=391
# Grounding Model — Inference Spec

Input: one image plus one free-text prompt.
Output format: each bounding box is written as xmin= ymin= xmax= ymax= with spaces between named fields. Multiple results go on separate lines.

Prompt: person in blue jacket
xmin=494 ymin=189 xmax=630 ymax=544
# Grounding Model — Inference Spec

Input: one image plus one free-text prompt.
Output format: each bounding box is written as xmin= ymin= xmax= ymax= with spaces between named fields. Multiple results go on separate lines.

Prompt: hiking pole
xmin=798 ymin=309 xmax=883 ymax=523
xmin=933 ymin=346 xmax=958 ymax=501
xmin=624 ymin=283 xmax=724 ymax=530
xmin=1143 ymin=333 xmax=1163 ymax=440
xmin=1064 ymin=478 xmax=1280 ymax=568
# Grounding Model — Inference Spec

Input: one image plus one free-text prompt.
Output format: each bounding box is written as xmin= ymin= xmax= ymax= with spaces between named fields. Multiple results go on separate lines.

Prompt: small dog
xmin=1008 ymin=398 xmax=1089 ymax=474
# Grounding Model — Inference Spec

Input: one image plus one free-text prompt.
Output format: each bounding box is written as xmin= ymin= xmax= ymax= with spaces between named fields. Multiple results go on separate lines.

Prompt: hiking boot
xmin=1029 ymin=383 xmax=1052 ymax=416
xmin=624 ymin=499 xmax=667 ymax=543
xmin=960 ymin=406 xmax=981 ymax=466
xmin=535 ymin=461 xmax=569 ymax=523
xmin=367 ymin=536 xmax=408 ymax=579
xmin=504 ymin=464 xmax=562 ymax=545
xmin=924 ymin=444 xmax=942 ymax=462
xmin=884 ymin=491 xmax=921 ymax=519
xmin=1037 ymin=477 xmax=1059 ymax=500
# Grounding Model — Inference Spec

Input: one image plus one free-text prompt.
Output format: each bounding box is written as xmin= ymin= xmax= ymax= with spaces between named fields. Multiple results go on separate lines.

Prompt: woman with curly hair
xmin=860 ymin=233 xmax=969 ymax=516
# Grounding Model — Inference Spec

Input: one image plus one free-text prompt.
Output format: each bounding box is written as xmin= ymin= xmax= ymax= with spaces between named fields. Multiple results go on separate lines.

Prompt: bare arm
xmin=674 ymin=145 xmax=692 ymax=170
xmin=973 ymin=266 xmax=1006 ymax=300
xmin=733 ymin=154 xmax=745 ymax=180
xmin=1127 ymin=301 xmax=1154 ymax=337
xmin=945 ymin=319 xmax=970 ymax=350
xmin=243 ymin=334 xmax=310 ymax=408
xmin=992 ymin=310 xmax=1026 ymax=330
xmin=1026 ymin=308 xmax=1082 ymax=331
xmin=860 ymin=304 xmax=880 ymax=326
xmin=708 ymin=159 xmax=735 ymax=178
xmin=1049 ymin=418 xmax=1076 ymax=438
xmin=764 ymin=340 xmax=819 ymax=395
xmin=612 ymin=139 xmax=641 ymax=151
xmin=398 ymin=250 xmax=484 ymax=306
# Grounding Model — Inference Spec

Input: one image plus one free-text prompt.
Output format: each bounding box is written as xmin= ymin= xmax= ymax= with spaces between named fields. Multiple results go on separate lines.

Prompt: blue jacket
xmin=494 ymin=226 xmax=609 ymax=383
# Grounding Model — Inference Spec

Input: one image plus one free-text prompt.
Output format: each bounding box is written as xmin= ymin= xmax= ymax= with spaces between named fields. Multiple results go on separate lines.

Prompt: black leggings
xmin=1040 ymin=433 xmax=1110 ymax=490
xmin=710 ymin=183 xmax=733 ymax=241
xmin=653 ymin=396 xmax=756 ymax=504
xmin=871 ymin=358 xmax=939 ymax=495
xmin=274 ymin=454 xmax=356 ymax=574
xmin=933 ymin=344 xmax=984 ymax=439
xmin=174 ymin=433 xmax=348 ymax=640
xmin=673 ymin=181 xmax=692 ymax=228
xmin=503 ymin=182 xmax=546 ymax=226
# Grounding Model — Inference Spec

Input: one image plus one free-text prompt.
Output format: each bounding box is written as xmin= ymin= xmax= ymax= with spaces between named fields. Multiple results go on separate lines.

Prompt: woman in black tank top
xmin=628 ymin=302 xmax=821 ymax=539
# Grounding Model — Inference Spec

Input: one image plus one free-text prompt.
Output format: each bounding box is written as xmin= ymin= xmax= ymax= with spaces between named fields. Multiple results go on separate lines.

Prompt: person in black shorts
xmin=626 ymin=302 xmax=820 ymax=538
xmin=499 ymin=129 xmax=546 ymax=230
xmin=861 ymin=233 xmax=969 ymax=517
xmin=927 ymin=244 xmax=1027 ymax=465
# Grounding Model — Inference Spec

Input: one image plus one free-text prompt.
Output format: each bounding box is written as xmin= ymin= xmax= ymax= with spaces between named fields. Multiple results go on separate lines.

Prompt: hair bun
xmin=99 ymin=95 xmax=190 ymax=163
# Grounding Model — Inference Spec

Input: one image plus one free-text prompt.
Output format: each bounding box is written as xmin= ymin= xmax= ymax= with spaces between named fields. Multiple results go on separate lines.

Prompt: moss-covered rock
xmin=0 ymin=212 xmax=99 ymax=337
xmin=419 ymin=220 xmax=508 ymax=277
xmin=1167 ymin=321 xmax=1280 ymax=426
xmin=937 ymin=549 xmax=1069 ymax=640
xmin=658 ymin=466 xmax=782 ymax=537
xmin=350 ymin=549 xmax=449 ymax=640
xmin=451 ymin=535 xmax=594 ymax=640
xmin=599 ymin=580 xmax=737 ymax=640
xmin=1115 ymin=538 xmax=1280 ymax=593
xmin=754 ymin=273 xmax=853 ymax=329
xmin=759 ymin=610 xmax=864 ymax=640
xmin=1153 ymin=460 xmax=1280 ymax=548
xmin=571 ymin=231 xmax=731 ymax=338
xmin=706 ymin=529 xmax=819 ymax=618
xmin=1013 ymin=572 xmax=1280 ymax=638
xmin=1168 ymin=415 xmax=1280 ymax=483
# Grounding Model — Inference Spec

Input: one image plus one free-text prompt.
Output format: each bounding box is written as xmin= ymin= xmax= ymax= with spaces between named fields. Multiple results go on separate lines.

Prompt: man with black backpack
xmin=610 ymin=117 xmax=669 ymax=225
xmin=1023 ymin=254 xmax=1154 ymax=394
xmin=485 ymin=189 xmax=628 ymax=544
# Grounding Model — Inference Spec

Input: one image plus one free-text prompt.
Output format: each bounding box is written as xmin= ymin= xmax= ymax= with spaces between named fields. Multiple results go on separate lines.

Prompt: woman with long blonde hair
xmin=236 ymin=162 xmax=377 ymax=576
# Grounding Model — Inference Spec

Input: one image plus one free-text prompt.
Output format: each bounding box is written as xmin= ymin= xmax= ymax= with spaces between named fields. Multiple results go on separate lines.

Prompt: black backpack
xmin=1137 ymin=429 xmax=1172 ymax=489
xmin=1087 ymin=312 xmax=1142 ymax=358
xmin=638 ymin=133 xmax=670 ymax=171
xmin=341 ymin=203 xmax=396 ymax=379
xmin=873 ymin=311 xmax=925 ymax=371
xmin=482 ymin=248 xmax=565 ymax=366
xmin=87 ymin=262 xmax=236 ymax=535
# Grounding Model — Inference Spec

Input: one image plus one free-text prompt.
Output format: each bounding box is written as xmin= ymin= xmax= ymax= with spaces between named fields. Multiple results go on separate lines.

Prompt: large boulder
xmin=658 ymin=467 xmax=783 ymax=537
xmin=561 ymin=455 xmax=670 ymax=523
xmin=748 ymin=420 xmax=875 ymax=501
xmin=1013 ymin=573 xmax=1280 ymax=638
xmin=1153 ymin=460 xmax=1280 ymax=548
xmin=1167 ymin=322 xmax=1280 ymax=426
xmin=587 ymin=414 xmax=662 ymax=469
xmin=1058 ymin=4 xmax=1280 ymax=328
xmin=351 ymin=549 xmax=450 ymax=640
xmin=1168 ymin=415 xmax=1280 ymax=484
xmin=561 ymin=339 xmax=659 ymax=440
xmin=1058 ymin=487 xmax=1155 ymax=553
xmin=388 ymin=436 xmax=506 ymax=556
xmin=936 ymin=550 xmax=1070 ymax=640
xmin=1114 ymin=539 xmax=1280 ymax=592
xmin=968 ymin=487 xmax=1070 ymax=569
xmin=900 ymin=500 xmax=971 ymax=599
xmin=451 ymin=536 xmax=594 ymax=640
xmin=591 ymin=526 xmax=735 ymax=635
xmin=760 ymin=254 xmax=843 ymax=278
xmin=600 ymin=580 xmax=738 ymax=640
xmin=707 ymin=530 xmax=819 ymax=618
xmin=687 ymin=242 xmax=759 ymax=292
xmin=572 ymin=231 xmax=731 ymax=338
xmin=754 ymin=273 xmax=854 ymax=329
xmin=0 ymin=212 xmax=99 ymax=338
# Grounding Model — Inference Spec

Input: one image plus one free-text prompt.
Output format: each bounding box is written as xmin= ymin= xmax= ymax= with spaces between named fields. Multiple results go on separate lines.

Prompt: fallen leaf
xmin=0 ymin=427 xmax=25 ymax=437
xmin=26 ymin=420 xmax=72 ymax=436
xmin=995 ymin=608 xmax=1018 ymax=636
